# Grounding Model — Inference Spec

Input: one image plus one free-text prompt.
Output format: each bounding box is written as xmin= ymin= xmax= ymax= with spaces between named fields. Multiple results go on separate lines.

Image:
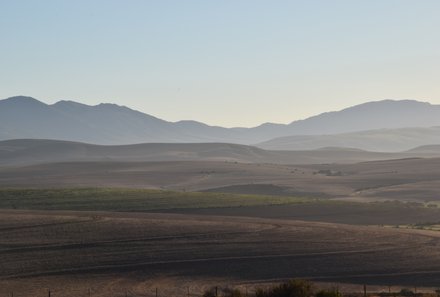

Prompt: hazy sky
xmin=1 ymin=1 xmax=440 ymax=127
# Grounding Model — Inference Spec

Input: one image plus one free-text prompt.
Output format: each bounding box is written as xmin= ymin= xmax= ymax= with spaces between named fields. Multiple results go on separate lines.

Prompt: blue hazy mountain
xmin=2 ymin=96 xmax=440 ymax=148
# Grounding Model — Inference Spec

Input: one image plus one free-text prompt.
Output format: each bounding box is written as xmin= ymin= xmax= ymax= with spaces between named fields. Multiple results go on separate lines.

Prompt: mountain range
xmin=2 ymin=96 xmax=440 ymax=151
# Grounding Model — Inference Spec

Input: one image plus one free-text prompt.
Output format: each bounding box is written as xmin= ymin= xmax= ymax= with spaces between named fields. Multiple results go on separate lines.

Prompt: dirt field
xmin=1 ymin=158 xmax=440 ymax=202
xmin=2 ymin=210 xmax=440 ymax=296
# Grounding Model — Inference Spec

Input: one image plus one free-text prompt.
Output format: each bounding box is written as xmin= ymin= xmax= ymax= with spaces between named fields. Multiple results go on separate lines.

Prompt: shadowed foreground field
xmin=2 ymin=210 xmax=440 ymax=296
xmin=2 ymin=176 xmax=440 ymax=295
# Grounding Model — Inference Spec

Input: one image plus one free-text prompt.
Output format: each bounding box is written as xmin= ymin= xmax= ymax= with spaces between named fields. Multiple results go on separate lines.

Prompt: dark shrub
xmin=203 ymin=287 xmax=244 ymax=297
xmin=203 ymin=287 xmax=217 ymax=297
xmin=399 ymin=289 xmax=414 ymax=296
xmin=223 ymin=288 xmax=245 ymax=297
xmin=255 ymin=279 xmax=314 ymax=297
xmin=316 ymin=289 xmax=342 ymax=297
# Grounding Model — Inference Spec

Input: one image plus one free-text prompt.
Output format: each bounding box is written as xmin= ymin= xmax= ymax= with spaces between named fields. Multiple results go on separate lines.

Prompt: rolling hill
xmin=2 ymin=139 xmax=439 ymax=167
xmin=2 ymin=153 xmax=440 ymax=202
xmin=257 ymin=127 xmax=440 ymax=152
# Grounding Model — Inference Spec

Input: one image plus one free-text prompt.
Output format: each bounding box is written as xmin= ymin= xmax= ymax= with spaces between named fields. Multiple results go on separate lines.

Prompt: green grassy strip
xmin=0 ymin=188 xmax=312 ymax=211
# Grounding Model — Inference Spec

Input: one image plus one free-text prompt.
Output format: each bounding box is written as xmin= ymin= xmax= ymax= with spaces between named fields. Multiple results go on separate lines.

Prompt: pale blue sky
xmin=1 ymin=0 xmax=440 ymax=127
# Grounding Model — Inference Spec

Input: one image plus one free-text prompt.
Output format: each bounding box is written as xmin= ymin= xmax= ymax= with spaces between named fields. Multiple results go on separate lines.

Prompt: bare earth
xmin=2 ymin=210 xmax=440 ymax=296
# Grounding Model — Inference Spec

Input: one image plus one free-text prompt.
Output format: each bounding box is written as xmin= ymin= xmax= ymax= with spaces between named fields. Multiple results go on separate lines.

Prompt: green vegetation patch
xmin=0 ymin=188 xmax=311 ymax=211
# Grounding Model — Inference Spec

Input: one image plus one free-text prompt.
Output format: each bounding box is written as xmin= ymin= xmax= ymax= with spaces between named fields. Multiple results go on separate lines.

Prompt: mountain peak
xmin=1 ymin=96 xmax=46 ymax=106
xmin=53 ymin=100 xmax=134 ymax=113
xmin=53 ymin=100 xmax=88 ymax=107
xmin=343 ymin=99 xmax=433 ymax=111
xmin=94 ymin=102 xmax=136 ymax=112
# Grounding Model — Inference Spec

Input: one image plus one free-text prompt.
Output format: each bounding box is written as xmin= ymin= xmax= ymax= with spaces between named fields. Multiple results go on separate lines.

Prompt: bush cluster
xmin=203 ymin=280 xmax=342 ymax=297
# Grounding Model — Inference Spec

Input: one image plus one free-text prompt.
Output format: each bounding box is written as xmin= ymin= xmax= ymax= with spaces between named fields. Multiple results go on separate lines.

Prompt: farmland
xmin=3 ymin=209 xmax=440 ymax=297
xmin=1 ymin=188 xmax=440 ymax=226
xmin=2 ymin=157 xmax=440 ymax=295
xmin=0 ymin=188 xmax=309 ymax=211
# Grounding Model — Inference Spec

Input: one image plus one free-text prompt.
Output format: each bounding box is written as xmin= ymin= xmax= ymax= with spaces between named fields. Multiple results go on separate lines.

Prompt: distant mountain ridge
xmin=2 ymin=96 xmax=440 ymax=146
xmin=283 ymin=99 xmax=440 ymax=134
xmin=0 ymin=96 xmax=244 ymax=144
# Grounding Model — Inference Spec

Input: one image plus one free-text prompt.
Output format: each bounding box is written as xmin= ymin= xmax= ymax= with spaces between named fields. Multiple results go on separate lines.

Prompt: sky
xmin=1 ymin=0 xmax=440 ymax=127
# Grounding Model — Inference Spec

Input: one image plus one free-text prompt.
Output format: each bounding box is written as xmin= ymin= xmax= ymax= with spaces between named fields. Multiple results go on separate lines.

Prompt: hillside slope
xmin=258 ymin=127 xmax=440 ymax=152
xmin=0 ymin=139 xmax=413 ymax=166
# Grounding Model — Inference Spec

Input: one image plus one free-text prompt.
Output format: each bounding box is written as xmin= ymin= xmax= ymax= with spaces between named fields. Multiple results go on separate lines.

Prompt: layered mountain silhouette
xmin=2 ymin=96 xmax=440 ymax=150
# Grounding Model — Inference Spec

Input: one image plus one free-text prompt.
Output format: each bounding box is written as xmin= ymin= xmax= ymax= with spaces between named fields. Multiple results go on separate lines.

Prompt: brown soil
xmin=2 ymin=210 xmax=440 ymax=296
